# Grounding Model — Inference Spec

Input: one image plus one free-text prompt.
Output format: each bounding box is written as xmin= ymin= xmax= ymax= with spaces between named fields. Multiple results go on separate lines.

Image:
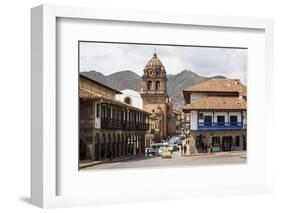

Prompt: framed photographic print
xmin=31 ymin=4 xmax=274 ymax=208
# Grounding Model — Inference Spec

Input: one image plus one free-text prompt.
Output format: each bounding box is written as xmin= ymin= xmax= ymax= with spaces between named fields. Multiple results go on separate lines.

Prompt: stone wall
xmin=79 ymin=100 xmax=95 ymax=160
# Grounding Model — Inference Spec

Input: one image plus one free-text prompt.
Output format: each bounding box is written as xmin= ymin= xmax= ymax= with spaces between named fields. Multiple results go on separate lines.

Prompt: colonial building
xmin=173 ymin=110 xmax=190 ymax=131
xmin=145 ymin=112 xmax=161 ymax=147
xmin=183 ymin=79 xmax=247 ymax=153
xmin=116 ymin=89 xmax=161 ymax=147
xmin=79 ymin=74 xmax=150 ymax=163
xmin=140 ymin=53 xmax=176 ymax=139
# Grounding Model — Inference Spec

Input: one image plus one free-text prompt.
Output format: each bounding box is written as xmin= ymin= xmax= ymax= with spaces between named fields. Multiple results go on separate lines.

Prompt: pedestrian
xmin=180 ymin=144 xmax=183 ymax=155
xmin=183 ymin=144 xmax=187 ymax=155
xmin=209 ymin=144 xmax=213 ymax=153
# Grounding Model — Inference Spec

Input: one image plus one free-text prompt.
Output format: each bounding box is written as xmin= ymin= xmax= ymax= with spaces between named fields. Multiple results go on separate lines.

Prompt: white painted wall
xmin=115 ymin=89 xmax=143 ymax=109
xmin=190 ymin=111 xmax=198 ymax=130
xmin=243 ymin=111 xmax=247 ymax=129
xmin=190 ymin=111 xmax=246 ymax=130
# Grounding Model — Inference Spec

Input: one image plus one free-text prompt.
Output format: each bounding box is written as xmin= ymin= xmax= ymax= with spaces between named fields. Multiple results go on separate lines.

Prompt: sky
xmin=79 ymin=42 xmax=248 ymax=84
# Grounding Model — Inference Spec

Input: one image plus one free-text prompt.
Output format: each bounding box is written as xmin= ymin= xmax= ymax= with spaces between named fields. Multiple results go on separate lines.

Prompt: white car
xmin=150 ymin=143 xmax=169 ymax=156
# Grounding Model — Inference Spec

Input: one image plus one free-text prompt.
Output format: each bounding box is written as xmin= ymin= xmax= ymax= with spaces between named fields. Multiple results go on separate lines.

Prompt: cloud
xmin=79 ymin=42 xmax=247 ymax=84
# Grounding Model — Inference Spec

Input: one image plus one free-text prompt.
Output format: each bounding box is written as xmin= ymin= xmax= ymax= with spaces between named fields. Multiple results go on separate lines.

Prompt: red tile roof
xmin=80 ymin=88 xmax=101 ymax=100
xmin=80 ymin=88 xmax=150 ymax=114
xmin=184 ymin=96 xmax=247 ymax=111
xmin=184 ymin=79 xmax=247 ymax=96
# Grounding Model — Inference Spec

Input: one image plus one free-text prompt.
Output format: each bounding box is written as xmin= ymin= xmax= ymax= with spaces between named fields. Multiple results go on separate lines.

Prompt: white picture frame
xmin=31 ymin=4 xmax=274 ymax=208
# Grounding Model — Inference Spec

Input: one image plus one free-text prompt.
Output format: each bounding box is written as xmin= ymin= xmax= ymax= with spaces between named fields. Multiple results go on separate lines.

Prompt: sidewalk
xmin=181 ymin=150 xmax=246 ymax=157
xmin=79 ymin=155 xmax=154 ymax=169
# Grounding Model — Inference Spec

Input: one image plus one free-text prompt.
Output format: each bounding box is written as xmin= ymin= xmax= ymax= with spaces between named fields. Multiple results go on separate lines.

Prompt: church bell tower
xmin=140 ymin=53 xmax=169 ymax=138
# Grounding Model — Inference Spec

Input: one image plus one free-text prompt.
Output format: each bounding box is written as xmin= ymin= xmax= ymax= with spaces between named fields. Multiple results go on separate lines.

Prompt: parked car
xmin=145 ymin=148 xmax=152 ymax=156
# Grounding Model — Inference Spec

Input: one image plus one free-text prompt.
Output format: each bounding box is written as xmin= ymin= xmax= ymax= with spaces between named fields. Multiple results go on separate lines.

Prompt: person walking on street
xmin=180 ymin=144 xmax=183 ymax=155
xmin=183 ymin=144 xmax=187 ymax=155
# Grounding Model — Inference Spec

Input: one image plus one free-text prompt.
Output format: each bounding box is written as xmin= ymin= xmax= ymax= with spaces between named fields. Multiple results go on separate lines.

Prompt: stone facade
xmin=79 ymin=74 xmax=149 ymax=162
xmin=140 ymin=53 xmax=176 ymax=138
xmin=145 ymin=114 xmax=161 ymax=147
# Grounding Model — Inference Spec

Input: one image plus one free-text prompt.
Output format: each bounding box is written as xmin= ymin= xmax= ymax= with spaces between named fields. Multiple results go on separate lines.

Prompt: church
xmin=140 ymin=53 xmax=176 ymax=139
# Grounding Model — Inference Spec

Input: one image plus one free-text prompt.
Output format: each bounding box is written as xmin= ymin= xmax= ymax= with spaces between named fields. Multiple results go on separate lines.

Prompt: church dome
xmin=145 ymin=53 xmax=164 ymax=69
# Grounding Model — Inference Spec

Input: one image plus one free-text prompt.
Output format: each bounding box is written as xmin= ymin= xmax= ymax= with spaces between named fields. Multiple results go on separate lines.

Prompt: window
xmin=122 ymin=110 xmax=125 ymax=121
xmin=156 ymin=81 xmax=160 ymax=90
xmin=101 ymin=104 xmax=106 ymax=118
xmin=204 ymin=116 xmax=212 ymax=125
xmin=212 ymin=137 xmax=220 ymax=147
xmin=147 ymin=81 xmax=152 ymax=90
xmin=124 ymin=96 xmax=131 ymax=105
xmin=107 ymin=106 xmax=111 ymax=118
xmin=96 ymin=103 xmax=100 ymax=118
xmin=235 ymin=136 xmax=240 ymax=147
xmin=217 ymin=116 xmax=225 ymax=126
xmin=230 ymin=115 xmax=238 ymax=125
xmin=199 ymin=113 xmax=203 ymax=120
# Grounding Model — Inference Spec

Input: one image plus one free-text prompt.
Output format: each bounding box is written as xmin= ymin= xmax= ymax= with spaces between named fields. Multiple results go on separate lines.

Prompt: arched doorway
xmin=112 ymin=133 xmax=116 ymax=159
xmin=79 ymin=139 xmax=88 ymax=160
xmin=107 ymin=134 xmax=111 ymax=159
xmin=121 ymin=134 xmax=124 ymax=157
xmin=95 ymin=133 xmax=100 ymax=161
xmin=101 ymin=134 xmax=106 ymax=159
xmin=117 ymin=133 xmax=121 ymax=157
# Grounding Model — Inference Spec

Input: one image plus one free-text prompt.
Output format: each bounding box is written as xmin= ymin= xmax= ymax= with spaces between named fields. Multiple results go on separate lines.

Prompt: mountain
xmin=81 ymin=70 xmax=142 ymax=91
xmin=80 ymin=70 xmax=226 ymax=109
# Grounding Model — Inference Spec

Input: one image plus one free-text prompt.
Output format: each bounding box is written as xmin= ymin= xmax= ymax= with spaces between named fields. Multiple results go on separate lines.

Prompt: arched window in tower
xmin=124 ymin=96 xmax=132 ymax=105
xmin=156 ymin=81 xmax=161 ymax=90
xmin=147 ymin=81 xmax=152 ymax=90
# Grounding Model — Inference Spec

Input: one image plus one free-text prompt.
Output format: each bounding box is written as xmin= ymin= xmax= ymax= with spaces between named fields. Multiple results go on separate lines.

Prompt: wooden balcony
xmin=101 ymin=118 xmax=149 ymax=131
xmin=101 ymin=118 xmax=122 ymax=129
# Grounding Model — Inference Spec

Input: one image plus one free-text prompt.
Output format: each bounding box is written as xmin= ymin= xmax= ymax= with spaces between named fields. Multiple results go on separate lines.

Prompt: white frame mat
xmin=31 ymin=4 xmax=274 ymax=208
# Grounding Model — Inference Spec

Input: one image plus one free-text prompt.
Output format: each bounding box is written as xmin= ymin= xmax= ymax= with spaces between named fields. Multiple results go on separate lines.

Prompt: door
xmin=222 ymin=136 xmax=232 ymax=151
xmin=95 ymin=143 xmax=100 ymax=160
